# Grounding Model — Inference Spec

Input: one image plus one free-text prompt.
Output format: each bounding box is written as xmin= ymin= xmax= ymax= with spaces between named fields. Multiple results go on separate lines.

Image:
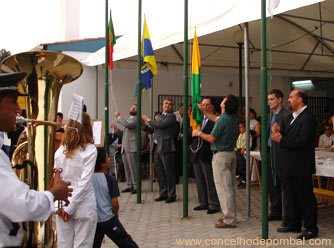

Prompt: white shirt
xmin=290 ymin=105 xmax=307 ymax=125
xmin=318 ymin=133 xmax=334 ymax=148
xmin=54 ymin=144 xmax=97 ymax=216
xmin=249 ymin=119 xmax=258 ymax=131
xmin=0 ymin=150 xmax=54 ymax=247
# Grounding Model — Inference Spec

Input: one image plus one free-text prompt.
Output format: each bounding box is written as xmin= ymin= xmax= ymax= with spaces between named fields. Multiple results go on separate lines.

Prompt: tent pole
xmin=182 ymin=0 xmax=189 ymax=218
xmin=104 ymin=0 xmax=109 ymax=154
xmin=238 ymin=43 xmax=243 ymax=120
xmin=244 ymin=22 xmax=251 ymax=219
xmin=261 ymin=0 xmax=268 ymax=239
xmin=136 ymin=0 xmax=142 ymax=204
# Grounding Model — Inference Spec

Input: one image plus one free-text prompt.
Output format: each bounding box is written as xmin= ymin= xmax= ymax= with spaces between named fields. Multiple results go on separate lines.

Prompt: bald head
xmin=288 ymin=89 xmax=308 ymax=112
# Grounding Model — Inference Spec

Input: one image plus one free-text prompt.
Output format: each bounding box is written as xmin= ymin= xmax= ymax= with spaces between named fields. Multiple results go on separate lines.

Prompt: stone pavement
xmin=102 ymin=178 xmax=334 ymax=248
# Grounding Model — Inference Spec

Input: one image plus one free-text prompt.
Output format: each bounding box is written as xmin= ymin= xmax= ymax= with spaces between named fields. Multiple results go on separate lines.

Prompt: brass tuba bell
xmin=0 ymin=51 xmax=83 ymax=247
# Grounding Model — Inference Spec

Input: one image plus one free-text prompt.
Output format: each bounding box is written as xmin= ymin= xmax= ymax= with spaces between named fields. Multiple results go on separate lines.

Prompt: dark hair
xmin=296 ymin=90 xmax=308 ymax=105
xmin=202 ymin=97 xmax=213 ymax=105
xmin=225 ymin=95 xmax=239 ymax=115
xmin=269 ymin=89 xmax=283 ymax=100
xmin=56 ymin=112 xmax=63 ymax=119
xmin=239 ymin=121 xmax=245 ymax=127
xmin=324 ymin=124 xmax=331 ymax=130
xmin=95 ymin=147 xmax=107 ymax=171
xmin=249 ymin=108 xmax=257 ymax=119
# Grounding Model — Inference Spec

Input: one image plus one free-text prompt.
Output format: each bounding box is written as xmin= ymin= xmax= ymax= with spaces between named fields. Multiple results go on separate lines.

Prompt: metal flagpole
xmin=136 ymin=0 xmax=142 ymax=204
xmin=183 ymin=0 xmax=189 ymax=218
xmin=244 ymin=22 xmax=251 ymax=218
xmin=104 ymin=0 xmax=110 ymax=153
xmin=261 ymin=0 xmax=269 ymax=239
xmin=149 ymin=79 xmax=154 ymax=192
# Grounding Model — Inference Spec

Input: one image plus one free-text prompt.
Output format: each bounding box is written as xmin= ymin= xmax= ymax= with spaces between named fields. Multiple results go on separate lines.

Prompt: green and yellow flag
xmin=190 ymin=31 xmax=202 ymax=131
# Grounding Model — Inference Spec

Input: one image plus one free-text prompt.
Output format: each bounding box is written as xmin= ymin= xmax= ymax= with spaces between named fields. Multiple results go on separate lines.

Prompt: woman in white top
xmin=318 ymin=124 xmax=334 ymax=148
xmin=249 ymin=108 xmax=260 ymax=150
xmin=54 ymin=112 xmax=98 ymax=248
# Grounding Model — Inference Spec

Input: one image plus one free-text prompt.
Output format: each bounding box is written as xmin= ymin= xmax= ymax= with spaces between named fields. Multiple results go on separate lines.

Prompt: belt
xmin=213 ymin=150 xmax=234 ymax=154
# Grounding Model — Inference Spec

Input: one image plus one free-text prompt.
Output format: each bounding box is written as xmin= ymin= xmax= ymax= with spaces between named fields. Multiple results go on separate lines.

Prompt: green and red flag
xmin=108 ymin=11 xmax=116 ymax=70
xmin=190 ymin=31 xmax=202 ymax=131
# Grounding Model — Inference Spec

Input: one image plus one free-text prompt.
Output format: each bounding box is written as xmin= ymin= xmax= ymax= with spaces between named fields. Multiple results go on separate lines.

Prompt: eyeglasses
xmin=325 ymin=128 xmax=332 ymax=131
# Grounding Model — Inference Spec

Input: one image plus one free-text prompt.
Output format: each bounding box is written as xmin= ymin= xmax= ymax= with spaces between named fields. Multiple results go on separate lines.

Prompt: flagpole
xmin=136 ymin=0 xmax=142 ymax=204
xmin=149 ymin=79 xmax=153 ymax=192
xmin=261 ymin=0 xmax=269 ymax=239
xmin=104 ymin=0 xmax=110 ymax=154
xmin=183 ymin=0 xmax=189 ymax=218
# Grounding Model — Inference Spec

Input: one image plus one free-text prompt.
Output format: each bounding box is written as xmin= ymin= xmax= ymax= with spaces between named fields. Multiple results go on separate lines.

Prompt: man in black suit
xmin=142 ymin=99 xmax=179 ymax=203
xmin=267 ymin=89 xmax=291 ymax=223
xmin=191 ymin=98 xmax=220 ymax=214
xmin=272 ymin=89 xmax=318 ymax=240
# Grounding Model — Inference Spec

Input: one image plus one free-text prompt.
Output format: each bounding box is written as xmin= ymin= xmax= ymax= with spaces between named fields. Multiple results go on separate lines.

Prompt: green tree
xmin=0 ymin=49 xmax=11 ymax=63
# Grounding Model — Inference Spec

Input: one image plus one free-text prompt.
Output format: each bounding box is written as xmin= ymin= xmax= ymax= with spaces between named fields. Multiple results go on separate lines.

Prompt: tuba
xmin=0 ymin=51 xmax=83 ymax=247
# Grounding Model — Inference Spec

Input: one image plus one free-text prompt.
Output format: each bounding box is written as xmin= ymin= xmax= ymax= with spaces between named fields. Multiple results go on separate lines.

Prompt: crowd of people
xmin=1 ymin=70 xmax=330 ymax=246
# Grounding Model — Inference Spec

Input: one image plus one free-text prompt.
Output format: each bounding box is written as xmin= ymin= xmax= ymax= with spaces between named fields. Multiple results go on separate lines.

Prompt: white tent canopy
xmin=84 ymin=0 xmax=334 ymax=77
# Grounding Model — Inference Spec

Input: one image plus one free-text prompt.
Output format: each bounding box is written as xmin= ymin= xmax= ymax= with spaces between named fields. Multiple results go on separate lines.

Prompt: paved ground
xmin=102 ymin=178 xmax=334 ymax=248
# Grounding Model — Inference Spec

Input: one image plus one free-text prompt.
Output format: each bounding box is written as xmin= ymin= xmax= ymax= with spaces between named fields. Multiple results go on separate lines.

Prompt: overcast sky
xmin=1 ymin=0 xmax=141 ymax=54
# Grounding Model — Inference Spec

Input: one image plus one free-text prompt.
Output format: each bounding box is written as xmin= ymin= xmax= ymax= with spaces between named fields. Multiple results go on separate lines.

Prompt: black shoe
xmin=237 ymin=182 xmax=246 ymax=189
xmin=165 ymin=196 xmax=176 ymax=203
xmin=131 ymin=189 xmax=137 ymax=194
xmin=193 ymin=205 xmax=208 ymax=211
xmin=121 ymin=187 xmax=133 ymax=193
xmin=277 ymin=226 xmax=301 ymax=233
xmin=268 ymin=214 xmax=283 ymax=221
xmin=155 ymin=196 xmax=168 ymax=201
xmin=207 ymin=208 xmax=219 ymax=214
xmin=296 ymin=230 xmax=318 ymax=240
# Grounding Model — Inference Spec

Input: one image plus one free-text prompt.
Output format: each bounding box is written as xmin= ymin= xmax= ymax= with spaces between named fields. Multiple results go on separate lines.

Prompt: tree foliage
xmin=0 ymin=49 xmax=11 ymax=63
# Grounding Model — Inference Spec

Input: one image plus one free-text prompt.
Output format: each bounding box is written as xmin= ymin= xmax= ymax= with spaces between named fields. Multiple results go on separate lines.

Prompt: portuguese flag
xmin=190 ymin=31 xmax=202 ymax=130
xmin=108 ymin=11 xmax=116 ymax=70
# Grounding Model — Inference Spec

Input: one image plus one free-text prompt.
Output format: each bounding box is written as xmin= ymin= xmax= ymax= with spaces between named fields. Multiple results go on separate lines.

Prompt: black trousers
xmin=93 ymin=216 xmax=138 ymax=248
xmin=267 ymin=149 xmax=291 ymax=225
xmin=236 ymin=150 xmax=246 ymax=182
xmin=285 ymin=175 xmax=318 ymax=232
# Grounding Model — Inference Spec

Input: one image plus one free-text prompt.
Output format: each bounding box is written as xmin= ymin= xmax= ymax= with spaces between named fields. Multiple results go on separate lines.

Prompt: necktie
xmin=268 ymin=113 xmax=278 ymax=147
xmin=201 ymin=117 xmax=207 ymax=131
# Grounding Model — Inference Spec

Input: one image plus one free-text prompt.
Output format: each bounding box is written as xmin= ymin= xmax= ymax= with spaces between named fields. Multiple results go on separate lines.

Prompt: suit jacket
xmin=116 ymin=116 xmax=137 ymax=153
xmin=269 ymin=107 xmax=291 ymax=174
xmin=279 ymin=107 xmax=316 ymax=176
xmin=190 ymin=119 xmax=214 ymax=164
xmin=144 ymin=113 xmax=179 ymax=153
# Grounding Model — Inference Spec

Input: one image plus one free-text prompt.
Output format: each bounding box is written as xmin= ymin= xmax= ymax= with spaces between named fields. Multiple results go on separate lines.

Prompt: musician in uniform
xmin=0 ymin=72 xmax=72 ymax=247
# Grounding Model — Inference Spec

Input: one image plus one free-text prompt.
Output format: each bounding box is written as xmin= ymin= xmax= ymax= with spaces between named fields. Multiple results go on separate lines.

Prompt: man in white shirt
xmin=318 ymin=124 xmax=334 ymax=148
xmin=0 ymin=72 xmax=72 ymax=247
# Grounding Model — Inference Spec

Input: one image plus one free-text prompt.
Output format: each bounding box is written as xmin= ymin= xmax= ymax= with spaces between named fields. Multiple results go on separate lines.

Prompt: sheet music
xmin=93 ymin=121 xmax=102 ymax=145
xmin=68 ymin=93 xmax=83 ymax=124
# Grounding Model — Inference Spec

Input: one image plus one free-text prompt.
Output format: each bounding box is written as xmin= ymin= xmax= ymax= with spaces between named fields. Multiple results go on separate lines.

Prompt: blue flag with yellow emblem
xmin=135 ymin=18 xmax=157 ymax=96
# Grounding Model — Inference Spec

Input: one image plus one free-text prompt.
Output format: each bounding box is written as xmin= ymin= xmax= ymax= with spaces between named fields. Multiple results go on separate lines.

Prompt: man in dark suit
xmin=142 ymin=99 xmax=179 ymax=203
xmin=272 ymin=89 xmax=318 ymax=240
xmin=191 ymin=97 xmax=220 ymax=214
xmin=267 ymin=89 xmax=291 ymax=224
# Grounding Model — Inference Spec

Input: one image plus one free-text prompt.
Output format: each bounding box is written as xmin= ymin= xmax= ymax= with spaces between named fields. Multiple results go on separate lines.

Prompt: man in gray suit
xmin=112 ymin=104 xmax=138 ymax=194
xmin=142 ymin=99 xmax=179 ymax=203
